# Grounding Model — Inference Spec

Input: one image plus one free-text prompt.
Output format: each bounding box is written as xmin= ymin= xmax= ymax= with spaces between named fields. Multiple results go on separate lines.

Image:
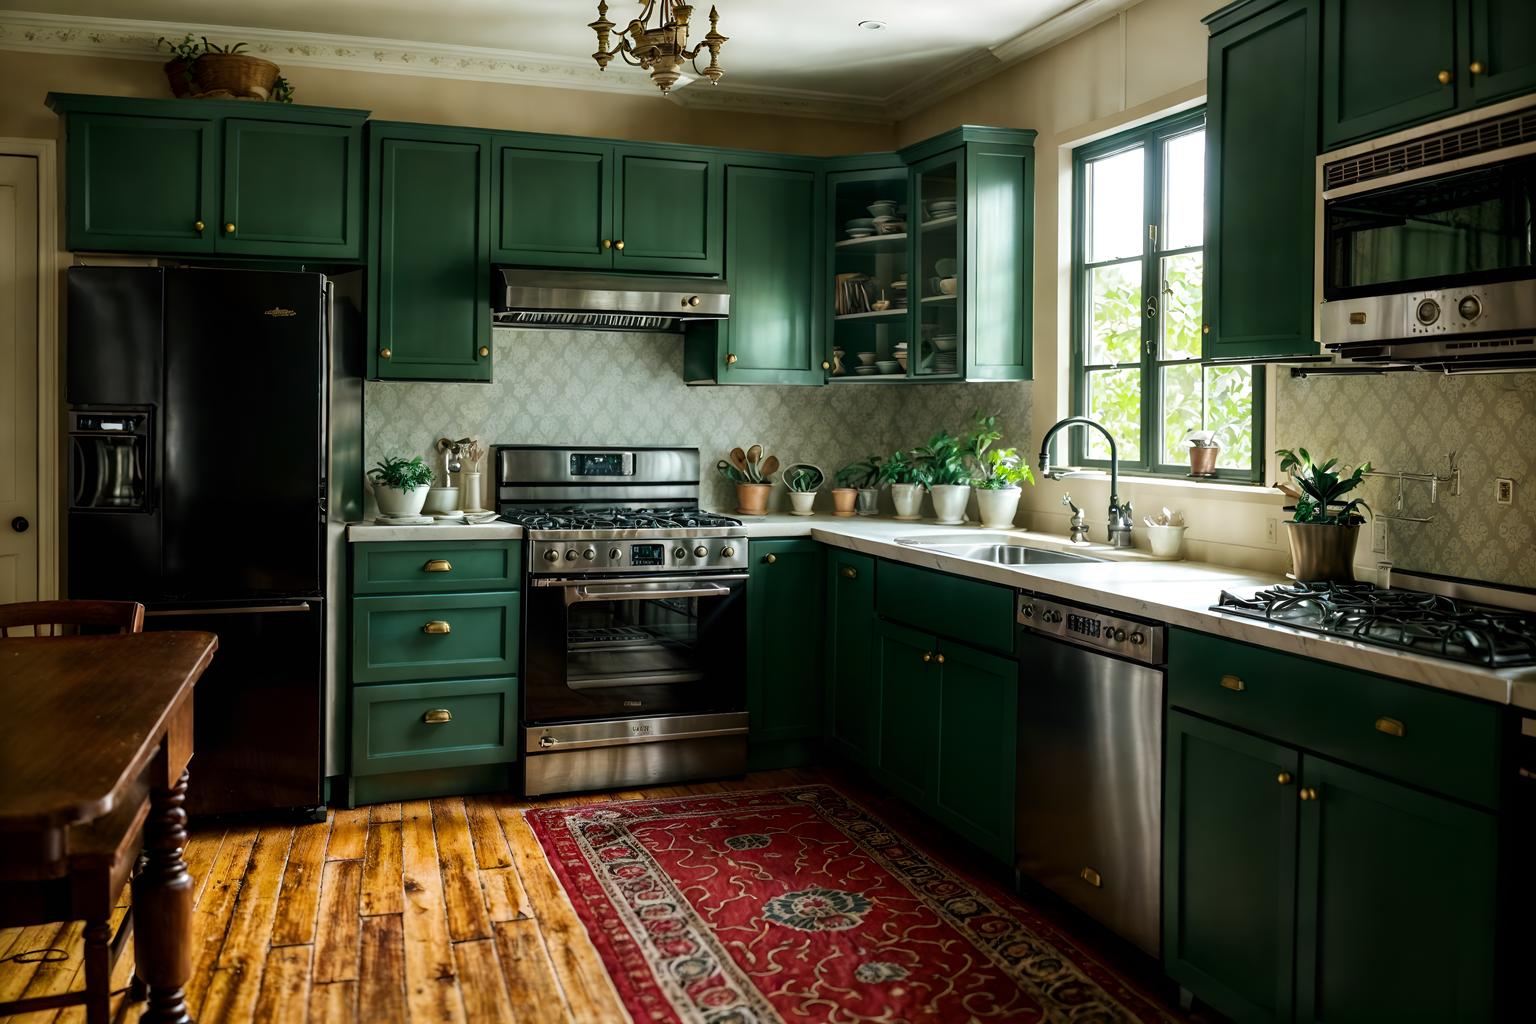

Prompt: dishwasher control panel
xmin=1018 ymin=594 xmax=1165 ymax=665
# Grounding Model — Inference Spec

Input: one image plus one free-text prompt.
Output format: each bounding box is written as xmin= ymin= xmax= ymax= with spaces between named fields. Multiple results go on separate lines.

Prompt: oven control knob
xmin=565 ymin=549 xmax=578 ymax=561
xmin=1021 ymin=603 xmax=1034 ymax=619
xmin=543 ymin=550 xmax=559 ymax=562
xmin=1415 ymin=298 xmax=1441 ymax=325
xmin=674 ymin=546 xmax=687 ymax=559
xmin=1129 ymin=631 xmax=1146 ymax=646
xmin=721 ymin=545 xmax=735 ymax=558
xmin=609 ymin=547 xmax=623 ymax=560
xmin=693 ymin=544 xmax=709 ymax=558
xmin=1458 ymin=295 xmax=1481 ymax=321
xmin=538 ymin=735 xmax=556 ymax=748
xmin=581 ymin=547 xmax=596 ymax=560
xmin=1111 ymin=628 xmax=1126 ymax=642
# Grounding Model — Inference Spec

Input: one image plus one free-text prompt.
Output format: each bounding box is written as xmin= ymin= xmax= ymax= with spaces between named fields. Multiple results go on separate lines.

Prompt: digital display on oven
xmin=1066 ymin=613 xmax=1101 ymax=638
xmin=630 ymin=543 xmax=665 ymax=566
xmin=570 ymin=453 xmax=629 ymax=476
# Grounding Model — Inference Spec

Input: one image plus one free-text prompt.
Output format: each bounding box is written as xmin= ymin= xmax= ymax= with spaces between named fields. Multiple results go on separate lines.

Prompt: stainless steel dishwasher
xmin=1015 ymin=592 xmax=1165 ymax=957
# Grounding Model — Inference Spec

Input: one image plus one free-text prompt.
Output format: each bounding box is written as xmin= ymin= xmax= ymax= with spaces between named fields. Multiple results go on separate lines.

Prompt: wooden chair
xmin=0 ymin=600 xmax=145 ymax=638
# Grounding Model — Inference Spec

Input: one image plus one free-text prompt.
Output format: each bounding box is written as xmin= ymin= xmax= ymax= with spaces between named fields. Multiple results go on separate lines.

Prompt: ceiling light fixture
xmin=589 ymin=1 xmax=728 ymax=96
xmin=857 ymin=20 xmax=887 ymax=30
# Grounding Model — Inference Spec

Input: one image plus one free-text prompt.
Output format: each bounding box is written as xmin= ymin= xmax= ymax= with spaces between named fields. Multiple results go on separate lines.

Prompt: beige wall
xmin=0 ymin=49 xmax=895 ymax=153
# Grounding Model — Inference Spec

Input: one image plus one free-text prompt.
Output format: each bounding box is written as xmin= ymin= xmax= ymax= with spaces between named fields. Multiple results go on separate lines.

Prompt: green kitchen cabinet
xmin=684 ymin=159 xmax=824 ymax=384
xmin=1294 ymin=756 xmax=1498 ymax=1023
xmin=351 ymin=676 xmax=517 ymax=777
xmin=352 ymin=590 xmax=519 ymax=684
xmin=931 ymin=640 xmax=1017 ymax=862
xmin=825 ymin=550 xmax=877 ymax=769
xmin=613 ymin=146 xmax=723 ymax=274
xmin=1321 ymin=0 xmax=1460 ymax=149
xmin=876 ymin=559 xmax=1015 ymax=655
xmin=1164 ymin=710 xmax=1299 ymax=1024
xmin=1202 ymin=0 xmax=1321 ymax=362
xmin=369 ymin=123 xmax=492 ymax=382
xmin=493 ymin=137 xmax=613 ymax=269
xmin=1464 ymin=0 xmax=1536 ymax=106
xmin=875 ymin=619 xmax=938 ymax=807
xmin=746 ymin=540 xmax=826 ymax=769
xmin=217 ymin=118 xmax=362 ymax=257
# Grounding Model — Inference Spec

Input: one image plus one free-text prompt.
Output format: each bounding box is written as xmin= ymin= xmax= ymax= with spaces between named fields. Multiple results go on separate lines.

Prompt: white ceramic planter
xmin=1144 ymin=524 xmax=1186 ymax=558
xmin=788 ymin=491 xmax=817 ymax=516
xmin=975 ymin=487 xmax=1022 ymax=529
xmin=890 ymin=483 xmax=923 ymax=520
xmin=375 ymin=484 xmax=429 ymax=517
xmin=929 ymin=483 xmax=971 ymax=525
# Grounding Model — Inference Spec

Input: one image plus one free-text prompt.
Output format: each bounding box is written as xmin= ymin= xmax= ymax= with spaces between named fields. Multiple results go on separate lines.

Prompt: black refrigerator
xmin=66 ymin=266 xmax=362 ymax=818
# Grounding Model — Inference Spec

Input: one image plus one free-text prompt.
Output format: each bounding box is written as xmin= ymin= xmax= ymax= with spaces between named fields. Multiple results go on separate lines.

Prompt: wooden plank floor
xmin=0 ymin=768 xmax=818 ymax=1024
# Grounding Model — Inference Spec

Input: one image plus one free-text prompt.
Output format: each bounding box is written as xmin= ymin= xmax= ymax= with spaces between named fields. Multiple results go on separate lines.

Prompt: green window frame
xmin=1069 ymin=108 xmax=1263 ymax=482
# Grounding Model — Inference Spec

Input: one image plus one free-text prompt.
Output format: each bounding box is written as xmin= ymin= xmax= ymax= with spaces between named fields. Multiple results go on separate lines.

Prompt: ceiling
xmin=0 ymin=0 xmax=1134 ymax=119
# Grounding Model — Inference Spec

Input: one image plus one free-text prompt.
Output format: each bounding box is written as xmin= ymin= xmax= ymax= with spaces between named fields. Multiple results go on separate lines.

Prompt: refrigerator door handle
xmin=146 ymin=603 xmax=313 ymax=617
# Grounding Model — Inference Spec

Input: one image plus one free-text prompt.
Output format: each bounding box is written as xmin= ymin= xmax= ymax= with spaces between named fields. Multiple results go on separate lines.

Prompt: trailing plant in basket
xmin=1277 ymin=448 xmax=1372 ymax=524
xmin=368 ymin=455 xmax=433 ymax=492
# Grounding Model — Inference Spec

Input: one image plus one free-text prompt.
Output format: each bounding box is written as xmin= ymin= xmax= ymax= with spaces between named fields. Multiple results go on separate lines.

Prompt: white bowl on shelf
xmin=857 ymin=350 xmax=878 ymax=366
xmin=867 ymin=200 xmax=898 ymax=218
xmin=930 ymin=334 xmax=957 ymax=352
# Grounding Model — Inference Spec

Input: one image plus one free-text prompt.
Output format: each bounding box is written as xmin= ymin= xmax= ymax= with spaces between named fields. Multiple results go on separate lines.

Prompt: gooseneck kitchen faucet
xmin=1037 ymin=417 xmax=1134 ymax=548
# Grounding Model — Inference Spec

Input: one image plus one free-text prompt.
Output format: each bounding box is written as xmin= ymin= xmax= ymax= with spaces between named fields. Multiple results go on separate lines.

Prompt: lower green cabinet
xmin=351 ymin=676 xmax=516 ymax=776
xmin=746 ymin=540 xmax=825 ymax=769
xmin=875 ymin=619 xmax=937 ymax=805
xmin=825 ymin=550 xmax=876 ymax=768
xmin=352 ymin=591 xmax=519 ymax=684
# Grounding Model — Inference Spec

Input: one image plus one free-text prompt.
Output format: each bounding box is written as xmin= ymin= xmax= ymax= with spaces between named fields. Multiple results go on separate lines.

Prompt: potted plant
xmin=158 ymin=34 xmax=202 ymax=98
xmin=158 ymin=35 xmax=284 ymax=100
xmin=836 ymin=456 xmax=883 ymax=516
xmin=916 ymin=431 xmax=972 ymax=525
xmin=368 ymin=455 xmax=434 ymax=517
xmin=1276 ymin=447 xmax=1372 ymax=581
xmin=1188 ymin=430 xmax=1221 ymax=477
xmin=783 ymin=464 xmax=824 ymax=516
xmin=969 ymin=413 xmax=1035 ymax=528
xmin=716 ymin=445 xmax=777 ymax=516
xmin=879 ymin=449 xmax=928 ymax=520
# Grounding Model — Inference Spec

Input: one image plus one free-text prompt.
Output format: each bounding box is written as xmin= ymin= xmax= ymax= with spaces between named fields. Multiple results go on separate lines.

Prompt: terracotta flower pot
xmin=1285 ymin=522 xmax=1360 ymax=582
xmin=830 ymin=487 xmax=858 ymax=517
xmin=734 ymin=482 xmax=772 ymax=516
xmin=1189 ymin=445 xmax=1220 ymax=477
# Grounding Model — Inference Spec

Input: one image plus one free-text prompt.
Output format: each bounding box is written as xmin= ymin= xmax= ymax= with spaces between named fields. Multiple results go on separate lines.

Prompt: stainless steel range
xmin=495 ymin=445 xmax=750 ymax=796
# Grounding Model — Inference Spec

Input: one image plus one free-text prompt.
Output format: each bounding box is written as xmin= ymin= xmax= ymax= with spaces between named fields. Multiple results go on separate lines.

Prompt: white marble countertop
xmin=346 ymin=521 xmax=523 ymax=542
xmin=727 ymin=512 xmax=1536 ymax=710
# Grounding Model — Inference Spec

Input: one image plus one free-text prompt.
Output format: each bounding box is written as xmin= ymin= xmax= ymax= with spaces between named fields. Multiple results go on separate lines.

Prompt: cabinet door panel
xmin=1465 ymin=0 xmax=1536 ymax=107
xmin=1295 ymin=756 xmax=1497 ymax=1023
xmin=826 ymin=550 xmax=877 ymax=768
xmin=964 ymin=144 xmax=1034 ymax=380
xmin=220 ymin=119 xmax=360 ymax=257
xmin=614 ymin=149 xmax=721 ymax=273
xmin=1322 ymin=0 xmax=1459 ymax=148
xmin=67 ymin=112 xmax=215 ymax=253
xmin=1163 ymin=711 xmax=1298 ymax=1024
xmin=932 ymin=641 xmax=1017 ymax=862
xmin=747 ymin=540 xmax=825 ymax=765
xmin=373 ymin=131 xmax=491 ymax=381
xmin=875 ymin=619 xmax=936 ymax=806
xmin=494 ymin=140 xmax=612 ymax=268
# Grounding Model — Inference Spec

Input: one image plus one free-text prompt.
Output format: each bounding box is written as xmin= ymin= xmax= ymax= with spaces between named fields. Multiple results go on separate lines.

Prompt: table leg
xmin=132 ymin=770 xmax=192 ymax=1024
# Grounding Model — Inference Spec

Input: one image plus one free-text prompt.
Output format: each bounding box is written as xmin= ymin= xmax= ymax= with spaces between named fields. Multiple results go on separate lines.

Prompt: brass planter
xmin=1284 ymin=522 xmax=1360 ymax=582
xmin=1189 ymin=445 xmax=1220 ymax=477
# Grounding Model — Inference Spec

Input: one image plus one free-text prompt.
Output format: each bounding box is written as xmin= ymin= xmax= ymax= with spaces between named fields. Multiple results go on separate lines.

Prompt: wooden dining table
xmin=0 ymin=630 xmax=217 ymax=1023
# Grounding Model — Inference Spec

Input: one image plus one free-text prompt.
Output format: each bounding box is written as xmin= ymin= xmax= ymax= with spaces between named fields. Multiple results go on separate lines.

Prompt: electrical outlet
xmin=1265 ymin=518 xmax=1278 ymax=545
xmin=1495 ymin=478 xmax=1515 ymax=505
xmin=1372 ymin=520 xmax=1389 ymax=555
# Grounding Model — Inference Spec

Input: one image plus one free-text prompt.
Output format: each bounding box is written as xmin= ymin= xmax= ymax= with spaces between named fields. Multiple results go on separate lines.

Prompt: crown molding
xmin=669 ymin=81 xmax=891 ymax=124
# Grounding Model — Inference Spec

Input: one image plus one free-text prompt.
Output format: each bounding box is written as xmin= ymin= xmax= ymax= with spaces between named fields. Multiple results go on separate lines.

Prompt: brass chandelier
xmin=589 ymin=1 xmax=728 ymax=95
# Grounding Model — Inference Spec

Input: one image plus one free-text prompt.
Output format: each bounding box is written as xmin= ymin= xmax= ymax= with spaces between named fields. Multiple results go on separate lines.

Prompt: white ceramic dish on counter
xmin=421 ymin=486 xmax=460 ymax=514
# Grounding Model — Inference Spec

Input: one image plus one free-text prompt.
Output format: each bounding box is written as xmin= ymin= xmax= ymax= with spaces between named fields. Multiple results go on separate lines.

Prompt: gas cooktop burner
xmin=1215 ymin=581 xmax=1536 ymax=668
xmin=502 ymin=506 xmax=742 ymax=532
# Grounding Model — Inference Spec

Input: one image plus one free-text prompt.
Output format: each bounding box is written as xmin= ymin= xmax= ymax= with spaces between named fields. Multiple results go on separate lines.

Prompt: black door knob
xmin=11 ymin=516 xmax=28 ymax=533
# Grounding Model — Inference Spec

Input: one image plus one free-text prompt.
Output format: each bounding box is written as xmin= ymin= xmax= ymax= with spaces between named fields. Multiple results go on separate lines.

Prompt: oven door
xmin=524 ymin=573 xmax=747 ymax=723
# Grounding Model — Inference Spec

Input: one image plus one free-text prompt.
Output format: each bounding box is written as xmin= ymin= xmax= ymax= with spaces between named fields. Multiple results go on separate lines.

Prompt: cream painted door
xmin=0 ymin=155 xmax=39 ymax=605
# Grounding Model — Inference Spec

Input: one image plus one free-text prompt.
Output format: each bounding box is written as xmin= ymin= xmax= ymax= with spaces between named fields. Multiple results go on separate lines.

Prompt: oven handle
xmin=531 ymin=574 xmax=748 ymax=587
xmin=563 ymin=581 xmax=740 ymax=604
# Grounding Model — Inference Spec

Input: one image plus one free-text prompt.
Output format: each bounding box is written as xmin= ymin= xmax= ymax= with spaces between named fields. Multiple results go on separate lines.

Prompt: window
xmin=1070 ymin=109 xmax=1261 ymax=481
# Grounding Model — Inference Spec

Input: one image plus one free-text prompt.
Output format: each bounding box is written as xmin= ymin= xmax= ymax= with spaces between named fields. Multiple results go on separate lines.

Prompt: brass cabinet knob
xmin=821 ymin=360 xmax=831 ymax=370
xmin=602 ymin=239 xmax=613 ymax=249
xmin=1374 ymin=716 xmax=1405 ymax=737
xmin=1469 ymin=60 xmax=1484 ymax=75
xmin=841 ymin=566 xmax=858 ymax=579
xmin=422 ymin=708 xmax=453 ymax=724
xmin=194 ymin=220 xmax=205 ymax=233
xmin=762 ymin=553 xmax=776 ymax=564
xmin=1201 ymin=324 xmax=1211 ymax=334
xmin=1276 ymin=771 xmax=1293 ymax=785
xmin=422 ymin=620 xmax=452 ymax=635
xmin=725 ymin=353 xmax=738 ymax=365
xmin=1219 ymin=674 xmax=1246 ymax=692
xmin=922 ymin=651 xmax=933 ymax=663
xmin=936 ymin=653 xmax=946 ymax=664
xmin=1079 ymin=866 xmax=1103 ymax=888
xmin=224 ymin=222 xmax=236 ymax=234
xmin=379 ymin=347 xmax=393 ymax=360
xmin=478 ymin=345 xmax=490 ymax=358
xmin=1437 ymin=69 xmax=1452 ymax=84
xmin=423 ymin=559 xmax=453 ymax=573
xmin=1299 ymin=787 xmax=1319 ymax=801
xmin=615 ymin=240 xmax=625 ymax=250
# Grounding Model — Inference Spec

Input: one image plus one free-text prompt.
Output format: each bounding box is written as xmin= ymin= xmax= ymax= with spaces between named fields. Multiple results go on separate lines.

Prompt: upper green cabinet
xmin=492 ymin=136 xmax=721 ymax=275
xmin=369 ymin=123 xmax=492 ymax=382
xmin=683 ymin=158 xmax=824 ymax=384
xmin=49 ymin=94 xmax=365 ymax=259
xmin=746 ymin=539 xmax=825 ymax=769
xmin=1322 ymin=0 xmax=1536 ymax=149
xmin=1201 ymin=0 xmax=1321 ymax=363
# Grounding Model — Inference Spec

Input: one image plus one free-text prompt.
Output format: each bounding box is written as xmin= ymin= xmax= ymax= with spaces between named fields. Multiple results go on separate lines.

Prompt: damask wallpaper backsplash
xmin=364 ymin=328 xmax=1033 ymax=513
xmin=1272 ymin=372 xmax=1536 ymax=588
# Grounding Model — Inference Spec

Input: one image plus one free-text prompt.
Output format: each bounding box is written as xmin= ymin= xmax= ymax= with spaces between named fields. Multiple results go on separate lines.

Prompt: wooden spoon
xmin=745 ymin=444 xmax=763 ymax=471
xmin=760 ymin=455 xmax=780 ymax=480
xmin=729 ymin=447 xmax=749 ymax=474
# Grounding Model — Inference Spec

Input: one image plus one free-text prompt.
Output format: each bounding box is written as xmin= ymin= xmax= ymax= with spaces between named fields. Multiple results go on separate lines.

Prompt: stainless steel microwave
xmin=1317 ymin=95 xmax=1536 ymax=367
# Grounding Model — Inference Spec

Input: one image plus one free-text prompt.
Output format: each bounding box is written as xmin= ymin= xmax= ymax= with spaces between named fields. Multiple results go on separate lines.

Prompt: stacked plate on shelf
xmin=926 ymin=199 xmax=957 ymax=220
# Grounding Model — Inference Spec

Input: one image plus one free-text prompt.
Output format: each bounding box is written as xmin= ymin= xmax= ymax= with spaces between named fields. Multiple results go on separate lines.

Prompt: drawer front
xmin=353 ymin=592 xmax=519 ymax=683
xmin=1169 ymin=629 xmax=1500 ymax=808
xmin=352 ymin=676 xmax=516 ymax=776
xmin=877 ymin=559 xmax=1014 ymax=654
xmin=353 ymin=541 xmax=521 ymax=594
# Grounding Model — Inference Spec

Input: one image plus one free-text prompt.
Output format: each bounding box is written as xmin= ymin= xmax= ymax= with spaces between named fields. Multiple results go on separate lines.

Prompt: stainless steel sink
xmin=900 ymin=537 xmax=1104 ymax=565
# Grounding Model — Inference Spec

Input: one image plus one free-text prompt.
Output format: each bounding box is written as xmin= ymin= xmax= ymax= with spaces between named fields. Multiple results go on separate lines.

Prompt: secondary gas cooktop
xmin=1215 ymin=581 xmax=1536 ymax=668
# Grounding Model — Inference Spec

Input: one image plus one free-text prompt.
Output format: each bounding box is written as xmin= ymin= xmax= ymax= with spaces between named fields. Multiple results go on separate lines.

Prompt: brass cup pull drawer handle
xmin=1219 ymin=674 xmax=1246 ymax=692
xmin=1375 ymin=716 xmax=1405 ymax=738
xmin=423 ymin=559 xmax=453 ymax=573
xmin=1079 ymin=866 xmax=1102 ymax=888
xmin=422 ymin=708 xmax=453 ymax=725
xmin=840 ymin=566 xmax=858 ymax=579
xmin=422 ymin=620 xmax=452 ymax=635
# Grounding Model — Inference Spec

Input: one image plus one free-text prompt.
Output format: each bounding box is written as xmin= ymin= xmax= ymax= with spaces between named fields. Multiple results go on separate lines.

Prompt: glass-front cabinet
xmin=911 ymin=150 xmax=963 ymax=380
xmin=827 ymin=165 xmax=910 ymax=383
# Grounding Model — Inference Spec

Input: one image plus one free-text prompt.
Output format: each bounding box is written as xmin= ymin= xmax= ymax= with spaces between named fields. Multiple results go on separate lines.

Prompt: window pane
xmin=1086 ymin=367 xmax=1141 ymax=461
xmin=1161 ymin=362 xmax=1205 ymax=464
xmin=1160 ymin=252 xmax=1203 ymax=359
xmin=1162 ymin=128 xmax=1204 ymax=250
xmin=1089 ymin=264 xmax=1142 ymax=364
xmin=1206 ymin=366 xmax=1254 ymax=469
xmin=1086 ymin=147 xmax=1144 ymax=262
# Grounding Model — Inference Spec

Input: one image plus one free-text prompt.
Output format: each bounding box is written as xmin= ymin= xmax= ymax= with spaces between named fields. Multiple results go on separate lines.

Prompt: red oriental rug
xmin=525 ymin=785 xmax=1181 ymax=1023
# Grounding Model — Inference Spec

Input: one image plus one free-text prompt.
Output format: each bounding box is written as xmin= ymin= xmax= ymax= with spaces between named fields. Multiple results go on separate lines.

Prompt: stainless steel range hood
xmin=492 ymin=269 xmax=729 ymax=332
